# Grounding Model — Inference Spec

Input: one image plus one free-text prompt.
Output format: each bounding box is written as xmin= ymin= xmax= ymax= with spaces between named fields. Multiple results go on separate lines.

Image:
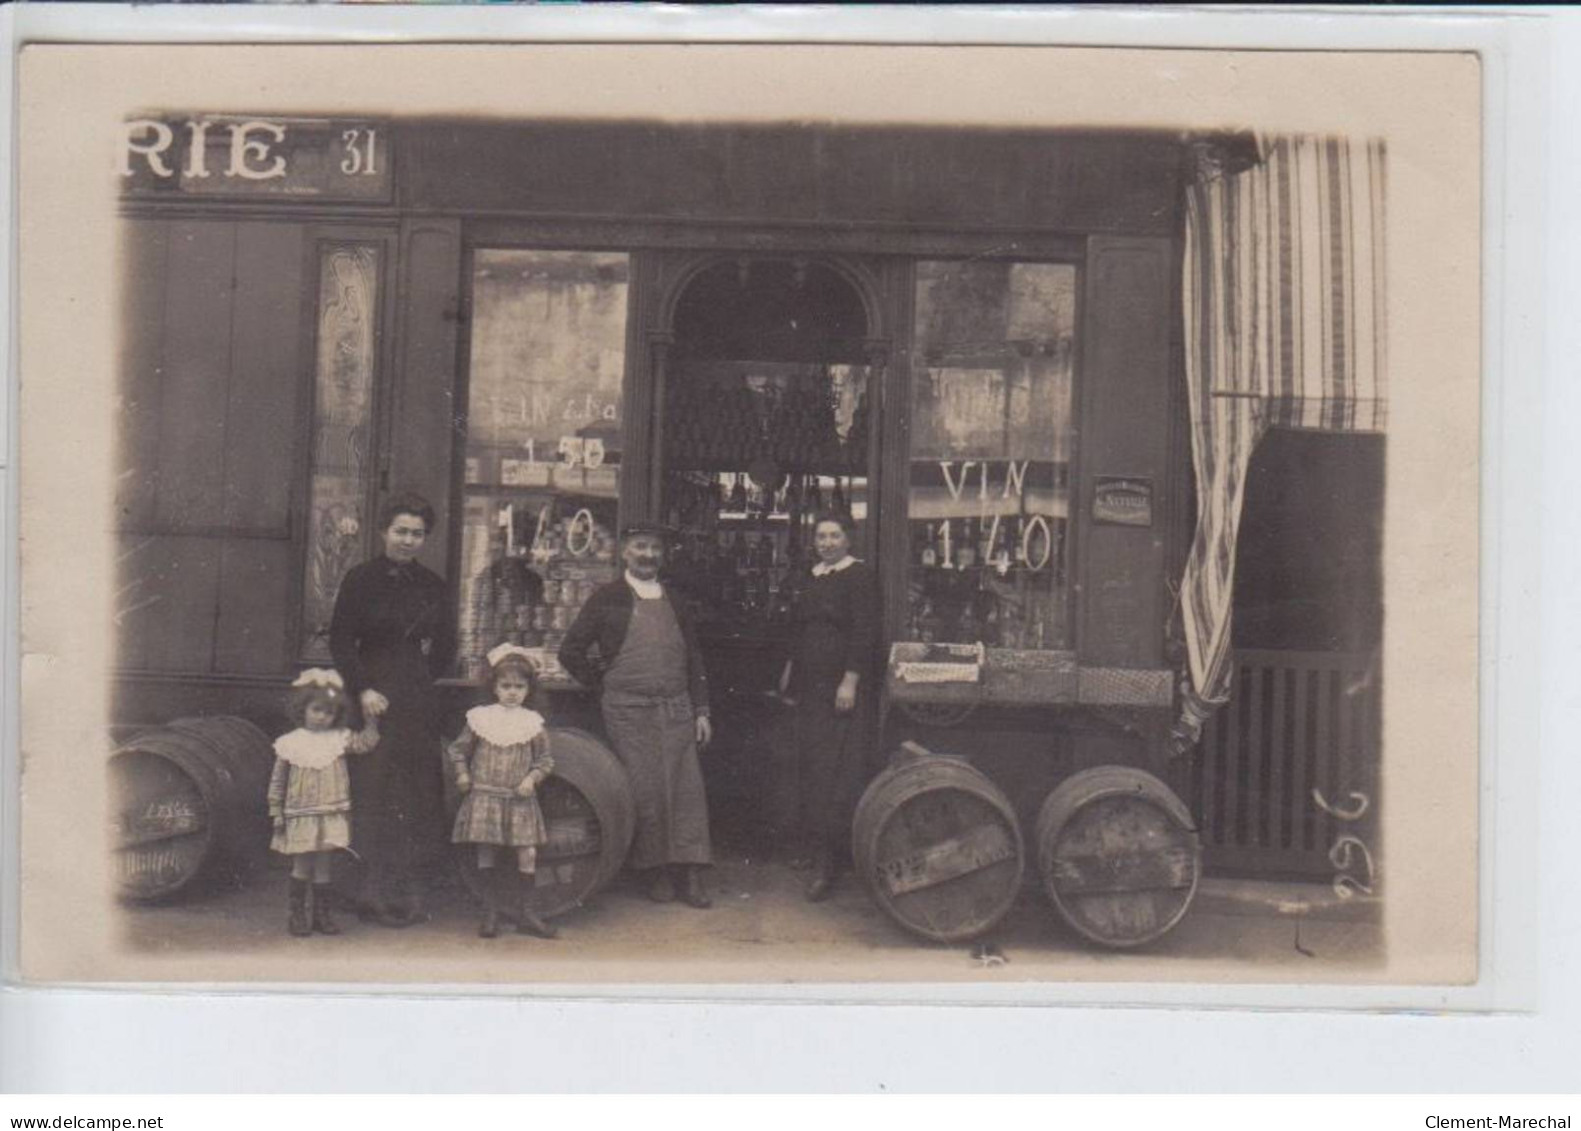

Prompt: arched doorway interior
xmin=658 ymin=255 xmax=881 ymax=854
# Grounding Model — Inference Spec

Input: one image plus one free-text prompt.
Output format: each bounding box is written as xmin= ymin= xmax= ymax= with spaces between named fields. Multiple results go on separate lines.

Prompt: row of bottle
xmin=907 ymin=592 xmax=1056 ymax=650
xmin=666 ymin=384 xmax=868 ymax=470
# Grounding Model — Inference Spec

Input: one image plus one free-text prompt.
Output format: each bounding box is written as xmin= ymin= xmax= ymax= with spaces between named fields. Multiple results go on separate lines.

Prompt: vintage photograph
xmin=14 ymin=42 xmax=1481 ymax=989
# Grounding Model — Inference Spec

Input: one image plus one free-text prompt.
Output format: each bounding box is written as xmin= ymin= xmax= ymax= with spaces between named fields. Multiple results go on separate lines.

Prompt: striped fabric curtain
xmin=1174 ymin=135 xmax=1388 ymax=753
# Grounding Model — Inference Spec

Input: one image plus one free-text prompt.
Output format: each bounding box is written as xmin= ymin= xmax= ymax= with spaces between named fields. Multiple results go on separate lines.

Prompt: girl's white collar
xmin=466 ymin=704 xmax=546 ymax=746
xmin=274 ymin=727 xmax=353 ymax=770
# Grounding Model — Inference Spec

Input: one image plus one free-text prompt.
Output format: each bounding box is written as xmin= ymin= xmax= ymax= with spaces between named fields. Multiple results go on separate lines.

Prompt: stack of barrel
xmin=853 ymin=741 xmax=1201 ymax=948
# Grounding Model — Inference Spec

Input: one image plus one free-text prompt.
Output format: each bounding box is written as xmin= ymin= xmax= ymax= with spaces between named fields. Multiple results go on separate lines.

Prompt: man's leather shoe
xmin=678 ymin=866 xmax=712 ymax=909
xmin=645 ymin=868 xmax=675 ymax=903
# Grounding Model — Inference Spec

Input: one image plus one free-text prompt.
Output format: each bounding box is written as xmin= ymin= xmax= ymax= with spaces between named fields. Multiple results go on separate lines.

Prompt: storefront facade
xmin=114 ymin=117 xmax=1376 ymax=881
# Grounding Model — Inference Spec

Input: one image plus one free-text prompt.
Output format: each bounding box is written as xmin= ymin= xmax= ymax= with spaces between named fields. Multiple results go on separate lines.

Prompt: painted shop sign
xmin=1092 ymin=476 xmax=1154 ymax=527
xmin=120 ymin=115 xmax=393 ymax=201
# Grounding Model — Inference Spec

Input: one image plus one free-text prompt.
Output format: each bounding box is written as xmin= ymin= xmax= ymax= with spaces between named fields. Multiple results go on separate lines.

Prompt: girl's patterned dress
xmin=446 ymin=705 xmax=554 ymax=855
xmin=268 ymin=724 xmax=380 ymax=855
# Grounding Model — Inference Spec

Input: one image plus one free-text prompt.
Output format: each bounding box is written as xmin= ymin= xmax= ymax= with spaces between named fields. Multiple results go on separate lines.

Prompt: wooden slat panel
xmin=1291 ymin=667 xmax=1313 ymax=851
xmin=223 ymin=222 xmax=304 ymax=531
xmin=155 ymin=220 xmax=234 ymax=530
xmin=1244 ymin=664 xmax=1265 ymax=846
xmin=213 ymin=538 xmax=293 ymax=674
xmin=117 ymin=219 xmax=169 ymax=529
xmin=1334 ymin=667 xmax=1359 ymax=854
xmin=1222 ymin=665 xmax=1243 ymax=850
xmin=1199 ymin=651 xmax=1379 ymax=880
xmin=122 ymin=535 xmax=223 ymax=672
xmin=1202 ymin=712 xmax=1224 ymax=847
xmin=1268 ymin=665 xmax=1289 ymax=848
xmin=1312 ymin=667 xmax=1336 ymax=856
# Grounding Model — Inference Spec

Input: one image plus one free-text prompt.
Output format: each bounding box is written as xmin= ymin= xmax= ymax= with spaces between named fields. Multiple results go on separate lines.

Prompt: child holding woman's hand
xmin=268 ymin=669 xmax=379 ymax=937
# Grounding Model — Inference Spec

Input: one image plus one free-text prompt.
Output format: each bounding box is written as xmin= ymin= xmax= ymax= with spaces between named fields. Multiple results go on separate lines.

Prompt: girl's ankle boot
xmin=478 ymin=906 xmax=500 ymax=939
xmin=517 ymin=876 xmax=557 ymax=938
xmin=311 ymin=883 xmax=341 ymax=935
xmin=288 ymin=878 xmax=312 ymax=937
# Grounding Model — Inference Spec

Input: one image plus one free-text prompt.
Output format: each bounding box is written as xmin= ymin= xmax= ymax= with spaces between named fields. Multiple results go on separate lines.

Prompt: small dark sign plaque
xmin=1092 ymin=476 xmax=1154 ymax=527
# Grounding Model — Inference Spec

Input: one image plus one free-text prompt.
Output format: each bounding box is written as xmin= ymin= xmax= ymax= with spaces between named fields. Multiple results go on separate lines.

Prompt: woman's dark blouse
xmin=787 ymin=560 xmax=879 ymax=692
xmin=328 ymin=556 xmax=454 ymax=729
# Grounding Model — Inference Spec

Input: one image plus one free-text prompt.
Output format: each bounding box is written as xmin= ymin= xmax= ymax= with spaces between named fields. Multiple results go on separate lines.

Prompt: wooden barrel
xmin=852 ymin=742 xmax=1025 ymax=944
xmin=1035 ymin=765 xmax=1201 ymax=948
xmin=454 ymin=726 xmax=635 ymax=920
xmin=109 ymin=716 xmax=275 ymax=902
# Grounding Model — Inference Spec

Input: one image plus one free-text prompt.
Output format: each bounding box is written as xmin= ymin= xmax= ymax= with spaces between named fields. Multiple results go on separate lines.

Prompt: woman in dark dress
xmin=329 ymin=494 xmax=454 ymax=926
xmin=777 ymin=511 xmax=879 ymax=902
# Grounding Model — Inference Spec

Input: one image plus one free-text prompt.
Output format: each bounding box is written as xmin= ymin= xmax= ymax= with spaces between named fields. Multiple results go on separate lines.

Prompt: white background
xmin=1 ymin=3 xmax=1576 ymax=1093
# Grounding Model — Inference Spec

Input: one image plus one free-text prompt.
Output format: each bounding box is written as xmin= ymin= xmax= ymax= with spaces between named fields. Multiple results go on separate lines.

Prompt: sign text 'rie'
xmin=118 ymin=117 xmax=390 ymax=201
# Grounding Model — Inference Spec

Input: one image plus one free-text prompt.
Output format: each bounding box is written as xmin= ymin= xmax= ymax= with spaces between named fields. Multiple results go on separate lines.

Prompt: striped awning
xmin=1174 ymin=135 xmax=1387 ymax=752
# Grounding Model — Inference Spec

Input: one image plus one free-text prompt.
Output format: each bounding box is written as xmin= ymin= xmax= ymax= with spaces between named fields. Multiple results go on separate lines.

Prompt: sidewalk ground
xmin=115 ymin=852 xmax=1383 ymax=987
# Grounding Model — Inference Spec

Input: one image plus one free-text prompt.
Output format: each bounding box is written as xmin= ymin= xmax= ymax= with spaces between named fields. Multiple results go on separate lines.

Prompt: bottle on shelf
xmin=991 ymin=519 xmax=1014 ymax=574
xmin=728 ymin=473 xmax=749 ymax=514
xmin=957 ymin=518 xmax=978 ymax=570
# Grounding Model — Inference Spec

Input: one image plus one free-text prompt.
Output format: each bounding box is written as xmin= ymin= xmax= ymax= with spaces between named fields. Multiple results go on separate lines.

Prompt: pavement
xmin=114 ymin=852 xmax=1383 ymax=989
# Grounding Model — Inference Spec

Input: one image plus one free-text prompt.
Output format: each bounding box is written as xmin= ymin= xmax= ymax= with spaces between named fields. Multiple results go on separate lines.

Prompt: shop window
xmin=905 ymin=260 xmax=1077 ymax=649
xmin=301 ymin=244 xmax=379 ymax=662
xmin=455 ymin=249 xmax=629 ymax=682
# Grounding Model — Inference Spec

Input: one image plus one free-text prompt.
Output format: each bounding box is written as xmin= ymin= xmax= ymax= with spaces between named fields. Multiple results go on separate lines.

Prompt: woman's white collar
xmin=274 ymin=727 xmax=353 ymax=770
xmin=811 ymin=554 xmax=858 ymax=577
xmin=466 ymin=704 xmax=545 ymax=746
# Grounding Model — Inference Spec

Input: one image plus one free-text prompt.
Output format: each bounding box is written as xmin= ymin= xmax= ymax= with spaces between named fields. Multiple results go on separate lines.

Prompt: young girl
xmin=267 ymin=669 xmax=380 ymax=937
xmin=447 ymin=644 xmax=557 ymax=939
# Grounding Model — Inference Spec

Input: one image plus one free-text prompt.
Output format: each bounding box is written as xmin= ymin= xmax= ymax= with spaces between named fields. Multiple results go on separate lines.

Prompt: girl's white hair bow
xmin=486 ymin=643 xmax=537 ymax=669
xmin=292 ymin=668 xmax=345 ymax=690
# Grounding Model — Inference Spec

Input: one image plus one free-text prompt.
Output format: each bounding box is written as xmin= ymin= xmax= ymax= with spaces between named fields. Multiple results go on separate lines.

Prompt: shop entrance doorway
xmin=658 ymin=256 xmax=882 ymax=855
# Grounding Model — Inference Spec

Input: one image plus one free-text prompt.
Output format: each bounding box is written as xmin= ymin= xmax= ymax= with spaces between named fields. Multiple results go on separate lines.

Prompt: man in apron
xmin=559 ymin=524 xmax=715 ymax=908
